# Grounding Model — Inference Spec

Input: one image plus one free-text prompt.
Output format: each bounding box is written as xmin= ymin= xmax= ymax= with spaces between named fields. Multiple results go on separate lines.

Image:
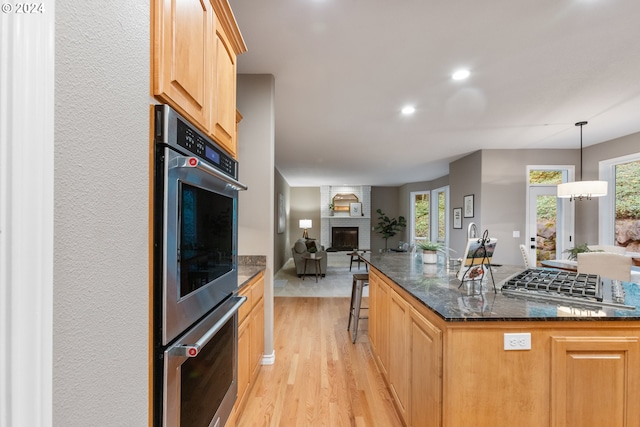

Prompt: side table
xmin=347 ymin=249 xmax=369 ymax=272
xmin=302 ymin=253 xmax=324 ymax=283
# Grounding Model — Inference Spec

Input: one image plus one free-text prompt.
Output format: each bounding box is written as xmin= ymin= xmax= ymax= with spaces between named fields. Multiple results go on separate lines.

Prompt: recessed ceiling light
xmin=401 ymin=106 xmax=416 ymax=115
xmin=452 ymin=69 xmax=470 ymax=80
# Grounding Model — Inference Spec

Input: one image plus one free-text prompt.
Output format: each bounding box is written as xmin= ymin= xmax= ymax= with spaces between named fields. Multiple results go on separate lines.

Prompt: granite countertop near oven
xmin=238 ymin=255 xmax=266 ymax=288
xmin=361 ymin=252 xmax=640 ymax=322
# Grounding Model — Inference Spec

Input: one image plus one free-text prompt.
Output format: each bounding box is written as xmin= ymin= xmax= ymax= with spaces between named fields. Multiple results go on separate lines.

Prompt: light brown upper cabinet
xmin=152 ymin=0 xmax=246 ymax=158
xmin=211 ymin=14 xmax=237 ymax=156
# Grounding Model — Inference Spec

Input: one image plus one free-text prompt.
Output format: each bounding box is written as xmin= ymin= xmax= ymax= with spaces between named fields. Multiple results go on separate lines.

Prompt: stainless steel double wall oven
xmin=153 ymin=105 xmax=247 ymax=427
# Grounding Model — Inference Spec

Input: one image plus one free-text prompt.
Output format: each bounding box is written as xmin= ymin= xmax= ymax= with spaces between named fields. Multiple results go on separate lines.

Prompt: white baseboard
xmin=261 ymin=351 xmax=276 ymax=365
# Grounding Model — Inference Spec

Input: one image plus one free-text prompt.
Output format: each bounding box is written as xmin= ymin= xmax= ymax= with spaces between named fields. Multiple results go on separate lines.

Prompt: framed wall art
xmin=463 ymin=194 xmax=474 ymax=218
xmin=349 ymin=202 xmax=362 ymax=217
xmin=277 ymin=193 xmax=285 ymax=234
xmin=453 ymin=207 xmax=462 ymax=229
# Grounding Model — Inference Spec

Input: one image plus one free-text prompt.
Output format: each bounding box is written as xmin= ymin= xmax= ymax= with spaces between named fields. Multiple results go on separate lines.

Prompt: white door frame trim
xmin=0 ymin=9 xmax=55 ymax=426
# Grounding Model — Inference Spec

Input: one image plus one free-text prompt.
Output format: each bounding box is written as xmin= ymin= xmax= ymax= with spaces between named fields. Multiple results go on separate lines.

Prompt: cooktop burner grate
xmin=502 ymin=268 xmax=602 ymax=301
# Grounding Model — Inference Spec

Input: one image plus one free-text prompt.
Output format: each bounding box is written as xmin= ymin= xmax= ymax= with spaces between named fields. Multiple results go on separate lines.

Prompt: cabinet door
xmin=550 ymin=336 xmax=640 ymax=427
xmin=236 ymin=317 xmax=250 ymax=409
xmin=212 ymin=17 xmax=237 ymax=157
xmin=238 ymin=284 xmax=252 ymax=325
xmin=409 ymin=308 xmax=442 ymax=427
xmin=369 ymin=274 xmax=379 ymax=350
xmin=370 ymin=271 xmax=389 ymax=376
xmin=250 ymin=297 xmax=265 ymax=379
xmin=388 ymin=289 xmax=409 ymax=424
xmin=153 ymin=0 xmax=213 ymax=130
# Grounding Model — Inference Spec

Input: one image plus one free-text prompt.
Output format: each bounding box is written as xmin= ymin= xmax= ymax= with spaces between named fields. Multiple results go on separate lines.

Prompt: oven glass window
xmin=179 ymin=182 xmax=233 ymax=298
xmin=180 ymin=318 xmax=233 ymax=427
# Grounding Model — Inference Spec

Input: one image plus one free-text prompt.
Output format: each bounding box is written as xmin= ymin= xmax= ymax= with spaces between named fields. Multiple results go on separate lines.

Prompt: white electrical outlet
xmin=504 ymin=333 xmax=531 ymax=350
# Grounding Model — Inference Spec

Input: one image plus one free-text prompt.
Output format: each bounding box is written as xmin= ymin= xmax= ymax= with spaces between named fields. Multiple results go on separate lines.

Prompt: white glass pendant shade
xmin=557 ymin=180 xmax=607 ymax=200
xmin=556 ymin=121 xmax=608 ymax=201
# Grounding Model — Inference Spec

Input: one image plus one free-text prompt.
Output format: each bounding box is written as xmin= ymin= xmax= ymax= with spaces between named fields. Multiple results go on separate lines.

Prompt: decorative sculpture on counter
xmin=457 ymin=229 xmax=498 ymax=292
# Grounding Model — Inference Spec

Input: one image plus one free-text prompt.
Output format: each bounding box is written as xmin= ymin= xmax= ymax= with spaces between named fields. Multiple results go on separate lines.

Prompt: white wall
xmin=54 ymin=1 xmax=150 ymax=425
xmin=237 ymin=74 xmax=276 ymax=361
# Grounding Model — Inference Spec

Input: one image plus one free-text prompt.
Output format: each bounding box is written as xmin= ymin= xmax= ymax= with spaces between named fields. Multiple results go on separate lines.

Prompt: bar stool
xmin=347 ymin=273 xmax=369 ymax=343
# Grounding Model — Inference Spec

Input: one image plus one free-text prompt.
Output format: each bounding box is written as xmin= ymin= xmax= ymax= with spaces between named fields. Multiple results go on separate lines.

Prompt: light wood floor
xmin=236 ymin=297 xmax=402 ymax=427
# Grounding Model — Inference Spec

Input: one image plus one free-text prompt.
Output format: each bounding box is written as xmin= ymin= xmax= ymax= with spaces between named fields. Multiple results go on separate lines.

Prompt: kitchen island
xmin=362 ymin=252 xmax=640 ymax=427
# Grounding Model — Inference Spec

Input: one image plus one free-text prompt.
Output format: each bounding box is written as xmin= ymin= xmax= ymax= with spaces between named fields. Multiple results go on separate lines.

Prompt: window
xmin=410 ymin=186 xmax=449 ymax=248
xmin=529 ymin=170 xmax=563 ymax=185
xmin=434 ymin=187 xmax=448 ymax=245
xmin=599 ymin=154 xmax=640 ymax=255
xmin=411 ymin=191 xmax=429 ymax=243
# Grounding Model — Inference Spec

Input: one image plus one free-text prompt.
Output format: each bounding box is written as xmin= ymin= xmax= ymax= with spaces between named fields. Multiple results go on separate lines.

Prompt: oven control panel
xmin=154 ymin=105 xmax=238 ymax=179
xmin=176 ymin=118 xmax=236 ymax=178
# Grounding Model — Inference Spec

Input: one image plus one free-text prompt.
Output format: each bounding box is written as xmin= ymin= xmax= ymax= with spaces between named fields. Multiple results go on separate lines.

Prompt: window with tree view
xmin=615 ymin=160 xmax=640 ymax=252
xmin=413 ymin=193 xmax=429 ymax=242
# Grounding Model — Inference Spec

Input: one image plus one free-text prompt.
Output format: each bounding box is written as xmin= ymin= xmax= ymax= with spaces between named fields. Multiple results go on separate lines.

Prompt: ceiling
xmin=231 ymin=0 xmax=640 ymax=187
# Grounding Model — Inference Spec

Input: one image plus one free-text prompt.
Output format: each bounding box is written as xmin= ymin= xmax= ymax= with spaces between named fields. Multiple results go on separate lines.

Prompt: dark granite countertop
xmin=362 ymin=252 xmax=640 ymax=322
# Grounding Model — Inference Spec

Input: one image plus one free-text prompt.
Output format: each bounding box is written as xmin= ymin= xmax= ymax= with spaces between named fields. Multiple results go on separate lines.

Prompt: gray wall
xmin=371 ymin=187 xmax=403 ymax=252
xmin=290 ymin=187 xmax=321 ymax=243
xmin=274 ymin=168 xmax=290 ymax=271
xmin=237 ymin=73 xmax=276 ymax=360
xmin=449 ymin=151 xmax=483 ymax=257
xmin=54 ymin=0 xmax=150 ymax=424
xmin=479 ymin=149 xmax=577 ymax=266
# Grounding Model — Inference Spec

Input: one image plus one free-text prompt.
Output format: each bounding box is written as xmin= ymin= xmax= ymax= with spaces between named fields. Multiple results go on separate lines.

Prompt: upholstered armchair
xmin=291 ymin=239 xmax=328 ymax=277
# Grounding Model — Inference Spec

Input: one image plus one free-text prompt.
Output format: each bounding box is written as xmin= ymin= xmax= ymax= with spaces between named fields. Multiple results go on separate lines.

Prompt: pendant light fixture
xmin=557 ymin=121 xmax=608 ymax=201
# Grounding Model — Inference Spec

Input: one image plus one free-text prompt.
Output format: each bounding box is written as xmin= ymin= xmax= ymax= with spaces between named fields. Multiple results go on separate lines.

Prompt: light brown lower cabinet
xmin=388 ymin=288 xmax=410 ymax=423
xmin=227 ymin=272 xmax=264 ymax=426
xmin=369 ymin=271 xmax=389 ymax=377
xmin=409 ymin=306 xmax=442 ymax=427
xmin=368 ymin=267 xmax=640 ymax=427
xmin=550 ymin=336 xmax=640 ymax=427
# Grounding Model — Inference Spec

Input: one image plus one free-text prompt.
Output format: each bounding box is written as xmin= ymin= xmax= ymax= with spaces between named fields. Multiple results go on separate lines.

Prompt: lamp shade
xmin=299 ymin=219 xmax=312 ymax=229
xmin=557 ymin=180 xmax=608 ymax=200
xmin=556 ymin=121 xmax=608 ymax=201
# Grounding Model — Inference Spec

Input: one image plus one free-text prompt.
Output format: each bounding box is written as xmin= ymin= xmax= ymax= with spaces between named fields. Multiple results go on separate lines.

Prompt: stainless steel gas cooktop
xmin=501 ymin=268 xmax=634 ymax=310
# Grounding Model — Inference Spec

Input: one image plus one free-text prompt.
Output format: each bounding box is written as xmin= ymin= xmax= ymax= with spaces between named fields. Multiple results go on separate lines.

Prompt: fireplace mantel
xmin=321 ymin=185 xmax=371 ymax=251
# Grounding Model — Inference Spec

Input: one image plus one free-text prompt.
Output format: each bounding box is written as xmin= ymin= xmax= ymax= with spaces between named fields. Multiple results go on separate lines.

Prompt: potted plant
xmin=374 ymin=208 xmax=407 ymax=251
xmin=416 ymin=240 xmax=442 ymax=264
xmin=563 ymin=243 xmax=599 ymax=261
xmin=328 ymin=202 xmax=334 ymax=216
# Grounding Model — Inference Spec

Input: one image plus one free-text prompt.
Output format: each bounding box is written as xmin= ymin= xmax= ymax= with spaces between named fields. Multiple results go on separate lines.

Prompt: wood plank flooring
xmin=236 ymin=297 xmax=402 ymax=427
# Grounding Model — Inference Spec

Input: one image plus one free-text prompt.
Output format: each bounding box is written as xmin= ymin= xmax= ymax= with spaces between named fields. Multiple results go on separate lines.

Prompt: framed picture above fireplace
xmin=349 ymin=202 xmax=362 ymax=217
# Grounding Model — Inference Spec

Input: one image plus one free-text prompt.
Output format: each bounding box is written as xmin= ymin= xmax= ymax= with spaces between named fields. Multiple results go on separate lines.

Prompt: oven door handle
xmin=170 ymin=295 xmax=246 ymax=358
xmin=171 ymin=156 xmax=248 ymax=191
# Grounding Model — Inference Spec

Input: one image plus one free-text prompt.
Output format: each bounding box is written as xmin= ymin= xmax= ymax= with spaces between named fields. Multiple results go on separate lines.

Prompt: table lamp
xmin=299 ymin=219 xmax=312 ymax=239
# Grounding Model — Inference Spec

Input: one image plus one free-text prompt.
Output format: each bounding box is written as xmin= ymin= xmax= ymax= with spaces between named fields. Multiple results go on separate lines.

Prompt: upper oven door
xmin=162 ymin=146 xmax=242 ymax=345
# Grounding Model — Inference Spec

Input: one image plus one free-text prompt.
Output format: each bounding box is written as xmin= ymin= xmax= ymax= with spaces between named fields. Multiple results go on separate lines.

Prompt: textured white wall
xmin=54 ymin=1 xmax=150 ymax=425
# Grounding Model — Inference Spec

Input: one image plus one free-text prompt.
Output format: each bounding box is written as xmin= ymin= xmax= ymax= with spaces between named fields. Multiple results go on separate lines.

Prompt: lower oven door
xmin=163 ymin=296 xmax=245 ymax=427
